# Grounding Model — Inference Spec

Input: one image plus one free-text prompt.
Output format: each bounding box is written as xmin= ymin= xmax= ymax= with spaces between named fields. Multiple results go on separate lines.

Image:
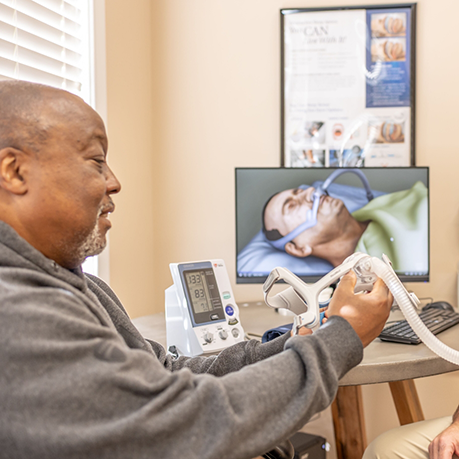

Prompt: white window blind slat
xmin=0 ymin=0 xmax=91 ymax=101
xmin=0 ymin=4 xmax=81 ymax=53
xmin=0 ymin=37 xmax=81 ymax=81
xmin=0 ymin=73 xmax=14 ymax=81
xmin=63 ymin=0 xmax=79 ymax=7
xmin=2 ymin=0 xmax=80 ymax=32
xmin=32 ymin=0 xmax=80 ymax=22
xmin=0 ymin=55 xmax=81 ymax=91
xmin=0 ymin=55 xmax=16 ymax=76
xmin=0 ymin=20 xmax=81 ymax=67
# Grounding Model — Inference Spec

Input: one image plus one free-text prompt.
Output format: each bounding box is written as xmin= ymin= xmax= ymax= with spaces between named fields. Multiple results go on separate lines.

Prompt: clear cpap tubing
xmin=370 ymin=258 xmax=459 ymax=366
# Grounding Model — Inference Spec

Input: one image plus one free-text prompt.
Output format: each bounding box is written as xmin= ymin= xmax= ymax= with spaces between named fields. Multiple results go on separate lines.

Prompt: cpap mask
xmin=381 ymin=122 xmax=403 ymax=142
xmin=263 ymin=253 xmax=459 ymax=366
xmin=267 ymin=169 xmax=374 ymax=251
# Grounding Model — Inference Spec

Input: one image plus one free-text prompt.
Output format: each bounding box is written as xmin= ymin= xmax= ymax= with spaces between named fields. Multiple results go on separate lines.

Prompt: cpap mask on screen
xmin=267 ymin=169 xmax=374 ymax=251
xmin=263 ymin=252 xmax=459 ymax=366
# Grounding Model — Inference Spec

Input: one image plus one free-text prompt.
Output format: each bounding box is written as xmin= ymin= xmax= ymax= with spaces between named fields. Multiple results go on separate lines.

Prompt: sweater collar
xmin=0 ymin=220 xmax=87 ymax=292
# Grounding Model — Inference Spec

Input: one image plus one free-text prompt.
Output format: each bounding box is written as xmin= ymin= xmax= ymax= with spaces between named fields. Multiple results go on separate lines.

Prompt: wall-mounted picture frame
xmin=281 ymin=4 xmax=416 ymax=168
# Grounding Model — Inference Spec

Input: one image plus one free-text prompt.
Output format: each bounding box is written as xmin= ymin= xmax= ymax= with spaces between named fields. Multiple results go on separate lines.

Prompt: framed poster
xmin=281 ymin=4 xmax=416 ymax=167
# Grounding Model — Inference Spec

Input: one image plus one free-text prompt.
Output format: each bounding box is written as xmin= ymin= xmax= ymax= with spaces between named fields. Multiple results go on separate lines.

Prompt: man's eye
xmin=92 ymin=158 xmax=105 ymax=170
xmin=286 ymin=200 xmax=298 ymax=211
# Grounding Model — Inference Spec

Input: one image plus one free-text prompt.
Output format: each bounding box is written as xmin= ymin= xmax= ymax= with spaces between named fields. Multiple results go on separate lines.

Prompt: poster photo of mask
xmin=368 ymin=120 xmax=405 ymax=144
xmin=371 ymin=38 xmax=406 ymax=62
xmin=371 ymin=12 xmax=407 ymax=37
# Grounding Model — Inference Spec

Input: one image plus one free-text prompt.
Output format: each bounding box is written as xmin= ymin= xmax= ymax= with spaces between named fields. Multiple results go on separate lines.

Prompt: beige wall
xmin=105 ymin=0 xmax=156 ymax=318
xmin=104 ymin=0 xmax=459 ymax=445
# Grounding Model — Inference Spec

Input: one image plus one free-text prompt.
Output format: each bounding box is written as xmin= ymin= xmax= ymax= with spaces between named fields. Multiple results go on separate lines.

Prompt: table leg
xmin=331 ymin=385 xmax=367 ymax=459
xmin=389 ymin=379 xmax=424 ymax=425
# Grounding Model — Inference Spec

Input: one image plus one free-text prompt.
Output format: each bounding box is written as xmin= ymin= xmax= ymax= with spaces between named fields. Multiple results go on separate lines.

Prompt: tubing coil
xmin=369 ymin=258 xmax=459 ymax=365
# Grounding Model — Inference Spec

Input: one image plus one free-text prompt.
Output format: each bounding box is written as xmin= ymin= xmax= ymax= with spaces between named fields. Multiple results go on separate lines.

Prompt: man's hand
xmin=291 ymin=327 xmax=313 ymax=337
xmin=325 ymin=271 xmax=393 ymax=347
xmin=429 ymin=421 xmax=459 ymax=459
xmin=430 ymin=406 xmax=459 ymax=459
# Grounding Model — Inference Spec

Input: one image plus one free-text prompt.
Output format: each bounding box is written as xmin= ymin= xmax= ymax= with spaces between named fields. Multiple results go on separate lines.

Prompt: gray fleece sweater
xmin=0 ymin=221 xmax=363 ymax=459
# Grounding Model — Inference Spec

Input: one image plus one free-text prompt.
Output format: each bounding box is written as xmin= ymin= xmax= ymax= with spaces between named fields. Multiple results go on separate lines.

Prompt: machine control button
xmin=210 ymin=314 xmax=219 ymax=320
xmin=228 ymin=318 xmax=239 ymax=326
xmin=203 ymin=332 xmax=213 ymax=343
xmin=231 ymin=328 xmax=240 ymax=338
xmin=219 ymin=330 xmax=228 ymax=340
xmin=225 ymin=305 xmax=235 ymax=316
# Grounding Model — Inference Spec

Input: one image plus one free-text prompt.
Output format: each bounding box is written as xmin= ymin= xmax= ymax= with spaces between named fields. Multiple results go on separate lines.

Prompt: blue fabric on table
xmin=262 ymin=323 xmax=293 ymax=343
xmin=262 ymin=311 xmax=327 ymax=343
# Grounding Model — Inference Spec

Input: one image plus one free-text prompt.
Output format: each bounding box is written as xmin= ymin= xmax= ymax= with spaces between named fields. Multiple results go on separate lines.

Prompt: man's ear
xmin=285 ymin=241 xmax=312 ymax=258
xmin=0 ymin=148 xmax=28 ymax=195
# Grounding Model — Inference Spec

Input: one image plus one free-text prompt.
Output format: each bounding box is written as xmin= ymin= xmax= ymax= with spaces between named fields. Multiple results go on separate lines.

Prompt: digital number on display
xmin=185 ymin=271 xmax=213 ymax=314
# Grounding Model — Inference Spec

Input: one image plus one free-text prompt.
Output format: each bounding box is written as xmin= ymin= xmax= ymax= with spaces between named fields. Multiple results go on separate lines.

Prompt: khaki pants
xmin=363 ymin=416 xmax=452 ymax=459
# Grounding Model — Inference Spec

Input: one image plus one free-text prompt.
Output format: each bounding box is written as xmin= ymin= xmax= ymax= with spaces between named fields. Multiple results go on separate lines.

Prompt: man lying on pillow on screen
xmin=262 ymin=182 xmax=427 ymax=273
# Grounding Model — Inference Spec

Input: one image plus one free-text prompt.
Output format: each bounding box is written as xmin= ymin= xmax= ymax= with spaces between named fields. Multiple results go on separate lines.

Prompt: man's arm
xmin=428 ymin=405 xmax=459 ymax=459
xmin=150 ymin=332 xmax=292 ymax=374
xmin=87 ymin=273 xmax=294 ymax=376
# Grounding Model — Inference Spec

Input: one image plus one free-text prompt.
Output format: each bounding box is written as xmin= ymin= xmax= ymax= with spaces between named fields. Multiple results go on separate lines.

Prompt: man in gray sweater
xmin=0 ymin=80 xmax=392 ymax=459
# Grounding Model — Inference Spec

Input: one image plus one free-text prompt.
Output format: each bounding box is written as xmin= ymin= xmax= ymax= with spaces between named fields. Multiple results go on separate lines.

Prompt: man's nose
xmin=106 ymin=166 xmax=121 ymax=195
xmin=301 ymin=187 xmax=315 ymax=202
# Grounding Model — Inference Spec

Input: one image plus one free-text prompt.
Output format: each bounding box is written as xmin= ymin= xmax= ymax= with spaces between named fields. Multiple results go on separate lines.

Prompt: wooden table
xmin=133 ymin=302 xmax=459 ymax=459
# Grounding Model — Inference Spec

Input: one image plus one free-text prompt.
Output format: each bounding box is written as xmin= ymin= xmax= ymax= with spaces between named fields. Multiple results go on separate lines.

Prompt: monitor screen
xmin=235 ymin=167 xmax=429 ymax=284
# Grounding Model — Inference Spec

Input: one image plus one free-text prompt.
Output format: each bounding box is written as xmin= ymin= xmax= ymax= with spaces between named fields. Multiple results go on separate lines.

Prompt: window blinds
xmin=0 ymin=0 xmax=88 ymax=97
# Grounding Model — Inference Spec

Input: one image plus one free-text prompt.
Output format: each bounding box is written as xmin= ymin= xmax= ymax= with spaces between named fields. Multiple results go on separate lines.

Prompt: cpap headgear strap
xmin=266 ymin=169 xmax=374 ymax=251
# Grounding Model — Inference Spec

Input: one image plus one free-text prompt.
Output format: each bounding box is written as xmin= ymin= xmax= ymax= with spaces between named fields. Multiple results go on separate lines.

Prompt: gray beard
xmin=76 ymin=221 xmax=107 ymax=261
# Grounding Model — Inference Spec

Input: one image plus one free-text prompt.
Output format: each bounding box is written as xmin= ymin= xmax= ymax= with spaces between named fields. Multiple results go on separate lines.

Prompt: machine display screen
xmin=182 ymin=267 xmax=225 ymax=324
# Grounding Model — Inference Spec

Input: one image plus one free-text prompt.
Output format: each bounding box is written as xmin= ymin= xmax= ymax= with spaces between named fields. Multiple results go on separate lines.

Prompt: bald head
xmin=0 ymin=80 xmax=85 ymax=154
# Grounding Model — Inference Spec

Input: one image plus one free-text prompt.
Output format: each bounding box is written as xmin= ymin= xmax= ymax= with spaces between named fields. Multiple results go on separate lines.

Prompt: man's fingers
xmin=292 ymin=327 xmax=313 ymax=337
xmin=369 ymin=278 xmax=394 ymax=303
xmin=336 ymin=271 xmax=357 ymax=292
xmin=369 ymin=277 xmax=389 ymax=295
xmin=297 ymin=327 xmax=313 ymax=336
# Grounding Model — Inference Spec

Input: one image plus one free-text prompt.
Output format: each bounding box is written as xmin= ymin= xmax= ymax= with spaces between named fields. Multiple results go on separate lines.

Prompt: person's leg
xmin=363 ymin=416 xmax=452 ymax=459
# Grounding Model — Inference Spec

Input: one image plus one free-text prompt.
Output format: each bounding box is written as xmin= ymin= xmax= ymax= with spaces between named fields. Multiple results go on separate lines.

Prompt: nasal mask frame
xmin=268 ymin=169 xmax=374 ymax=251
xmin=263 ymin=252 xmax=459 ymax=366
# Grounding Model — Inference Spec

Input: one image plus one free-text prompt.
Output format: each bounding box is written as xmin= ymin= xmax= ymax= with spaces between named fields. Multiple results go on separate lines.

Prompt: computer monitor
xmin=235 ymin=167 xmax=429 ymax=284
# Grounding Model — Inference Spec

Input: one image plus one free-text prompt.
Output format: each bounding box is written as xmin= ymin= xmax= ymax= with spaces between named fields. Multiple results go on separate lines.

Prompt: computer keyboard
xmin=379 ymin=308 xmax=459 ymax=345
